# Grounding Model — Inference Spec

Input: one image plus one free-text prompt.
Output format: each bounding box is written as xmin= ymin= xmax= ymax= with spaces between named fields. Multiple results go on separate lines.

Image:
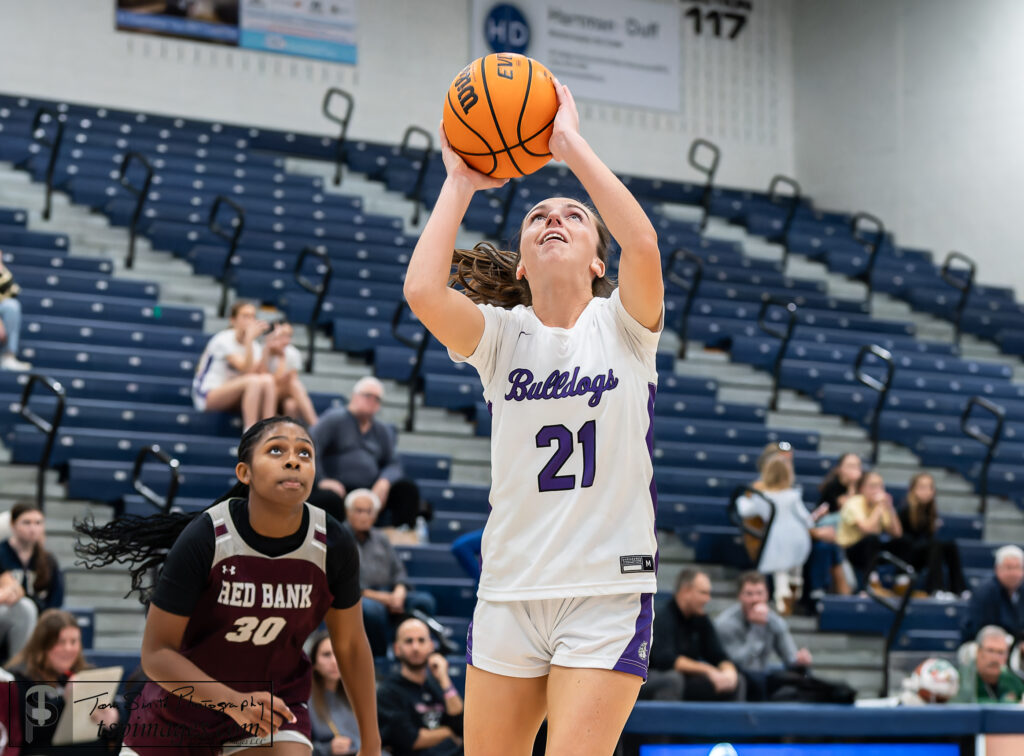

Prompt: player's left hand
xmin=548 ymin=76 xmax=581 ymax=163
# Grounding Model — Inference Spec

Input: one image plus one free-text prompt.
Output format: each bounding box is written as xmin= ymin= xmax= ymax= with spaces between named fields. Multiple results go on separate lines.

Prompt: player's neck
xmin=246 ymin=496 xmax=304 ymax=538
xmin=530 ymin=285 xmax=592 ymax=329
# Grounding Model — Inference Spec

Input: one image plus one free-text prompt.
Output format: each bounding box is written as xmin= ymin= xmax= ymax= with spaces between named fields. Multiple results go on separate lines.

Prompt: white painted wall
xmin=793 ymin=0 xmax=1024 ymax=293
xmin=0 ymin=0 xmax=795 ymax=188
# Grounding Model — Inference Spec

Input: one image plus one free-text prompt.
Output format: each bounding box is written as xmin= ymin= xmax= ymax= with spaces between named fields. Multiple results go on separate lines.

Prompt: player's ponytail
xmin=74 ymin=416 xmax=307 ymax=602
xmin=451 ymin=201 xmax=616 ymax=309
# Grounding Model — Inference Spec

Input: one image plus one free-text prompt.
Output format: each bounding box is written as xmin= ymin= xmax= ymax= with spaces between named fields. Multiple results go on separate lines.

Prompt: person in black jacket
xmin=378 ymin=618 xmax=463 ymax=756
xmin=892 ymin=473 xmax=968 ymax=598
xmin=962 ymin=545 xmax=1024 ymax=645
xmin=644 ymin=568 xmax=744 ymax=702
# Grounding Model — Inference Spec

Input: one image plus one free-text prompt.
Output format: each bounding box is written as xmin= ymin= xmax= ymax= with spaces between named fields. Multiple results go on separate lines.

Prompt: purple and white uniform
xmin=451 ymin=288 xmax=662 ymax=679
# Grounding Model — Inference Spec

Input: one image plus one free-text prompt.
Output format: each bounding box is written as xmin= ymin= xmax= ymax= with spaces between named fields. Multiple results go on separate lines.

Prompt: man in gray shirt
xmin=714 ymin=571 xmax=812 ymax=700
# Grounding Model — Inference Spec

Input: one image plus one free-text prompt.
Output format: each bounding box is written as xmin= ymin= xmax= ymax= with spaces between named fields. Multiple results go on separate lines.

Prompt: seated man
xmin=956 ymin=625 xmax=1024 ymax=704
xmin=310 ymin=377 xmax=422 ymax=527
xmin=714 ymin=572 xmax=812 ymax=701
xmin=343 ymin=489 xmax=437 ymax=657
xmin=646 ymin=568 xmax=744 ymax=702
xmin=377 ymin=618 xmax=463 ymax=756
xmin=961 ymin=545 xmax=1024 ymax=644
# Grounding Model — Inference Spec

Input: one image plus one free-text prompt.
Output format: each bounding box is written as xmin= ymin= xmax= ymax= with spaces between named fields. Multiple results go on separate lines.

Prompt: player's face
xmin=12 ymin=510 xmax=44 ymax=546
xmin=241 ymin=423 xmax=315 ymax=507
xmin=46 ymin=626 xmax=82 ymax=674
xmin=313 ymin=639 xmax=340 ymax=683
xmin=395 ymin=622 xmax=433 ymax=670
xmin=517 ymin=198 xmax=604 ymax=288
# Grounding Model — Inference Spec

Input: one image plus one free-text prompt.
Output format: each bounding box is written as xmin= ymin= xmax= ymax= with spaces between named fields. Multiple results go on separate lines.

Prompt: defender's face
xmin=240 ymin=422 xmax=315 ymax=507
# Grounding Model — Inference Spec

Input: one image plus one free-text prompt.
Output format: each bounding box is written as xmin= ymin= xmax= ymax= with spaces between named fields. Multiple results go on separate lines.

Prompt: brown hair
xmin=857 ymin=471 xmax=884 ymax=496
xmin=229 ymin=300 xmax=254 ymax=319
xmin=450 ymin=201 xmax=616 ymax=309
xmin=760 ymin=453 xmax=794 ymax=491
xmin=309 ymin=631 xmax=349 ymax=729
xmin=738 ymin=571 xmax=767 ymax=591
xmin=906 ymin=472 xmax=937 ymax=535
xmin=9 ymin=502 xmax=53 ymax=595
xmin=7 ymin=609 xmax=88 ymax=679
xmin=819 ymin=452 xmax=862 ymax=495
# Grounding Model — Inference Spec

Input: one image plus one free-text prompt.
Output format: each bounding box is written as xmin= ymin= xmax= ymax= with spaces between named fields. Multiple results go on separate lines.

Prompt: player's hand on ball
xmin=548 ymin=77 xmax=581 ymax=163
xmin=226 ymin=689 xmax=295 ymax=739
xmin=437 ymin=124 xmax=508 ymax=192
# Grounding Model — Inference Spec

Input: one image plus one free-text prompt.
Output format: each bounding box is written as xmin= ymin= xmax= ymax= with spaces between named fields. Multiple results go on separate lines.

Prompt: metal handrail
xmin=390 ymin=298 xmax=431 ymax=432
xmin=28 ymin=108 xmax=65 ymax=221
xmin=208 ymin=195 xmax=246 ymax=317
xmin=850 ymin=211 xmax=886 ymax=301
xmin=666 ymin=248 xmax=704 ymax=359
xmin=687 ymin=138 xmax=720 ymax=229
xmin=496 ymin=179 xmax=520 ymax=241
xmin=294 ymin=246 xmax=333 ymax=373
xmin=767 ymin=175 xmax=801 ymax=268
xmin=322 ymin=87 xmax=355 ymax=186
xmin=118 ymin=151 xmax=154 ymax=269
xmin=940 ymin=251 xmax=976 ymax=350
xmin=961 ymin=396 xmax=1005 ymax=515
xmin=399 ymin=126 xmax=434 ymax=225
xmin=728 ymin=485 xmax=778 ymax=571
xmin=18 ymin=374 xmax=66 ymax=510
xmin=854 ymin=344 xmax=895 ymax=465
xmin=130 ymin=445 xmax=181 ymax=514
xmin=757 ymin=298 xmax=798 ymax=411
xmin=865 ymin=550 xmax=916 ymax=697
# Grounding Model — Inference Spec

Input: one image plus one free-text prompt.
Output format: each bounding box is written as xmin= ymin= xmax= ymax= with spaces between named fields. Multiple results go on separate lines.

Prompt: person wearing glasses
xmin=309 ymin=377 xmax=421 ymax=528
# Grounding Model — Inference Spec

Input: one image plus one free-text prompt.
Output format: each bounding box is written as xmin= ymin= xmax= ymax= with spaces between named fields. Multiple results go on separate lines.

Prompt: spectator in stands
xmin=737 ymin=452 xmax=814 ymax=613
xmin=714 ymin=572 xmax=812 ymax=701
xmin=264 ymin=320 xmax=318 ymax=426
xmin=818 ymin=452 xmax=863 ymax=522
xmin=957 ymin=625 xmax=1024 ymax=704
xmin=837 ymin=471 xmax=903 ymax=591
xmin=646 ymin=568 xmax=745 ymax=702
xmin=0 ymin=502 xmax=64 ymax=613
xmin=377 ymin=617 xmax=463 ymax=756
xmin=961 ymin=545 xmax=1024 ymax=644
xmin=308 ymin=630 xmax=360 ymax=756
xmin=0 ymin=260 xmax=30 ymax=371
xmin=192 ymin=301 xmax=277 ymax=430
xmin=0 ymin=555 xmax=37 ymax=660
xmin=892 ymin=472 xmax=968 ymax=599
xmin=311 ymin=377 xmax=422 ymax=528
xmin=7 ymin=608 xmax=120 ymax=753
xmin=343 ymin=488 xmax=437 ymax=657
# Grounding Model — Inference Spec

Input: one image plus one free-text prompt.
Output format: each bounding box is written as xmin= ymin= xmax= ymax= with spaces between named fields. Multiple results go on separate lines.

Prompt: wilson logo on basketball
xmin=453 ymin=68 xmax=479 ymax=115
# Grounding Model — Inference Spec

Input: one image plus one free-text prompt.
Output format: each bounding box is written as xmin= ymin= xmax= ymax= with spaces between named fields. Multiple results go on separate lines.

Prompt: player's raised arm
xmin=548 ymin=80 xmax=663 ymax=331
xmin=403 ymin=128 xmax=507 ymax=357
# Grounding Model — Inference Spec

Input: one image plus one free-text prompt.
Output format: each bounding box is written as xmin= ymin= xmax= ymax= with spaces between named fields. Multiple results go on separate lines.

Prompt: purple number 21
xmin=535 ymin=420 xmax=596 ymax=492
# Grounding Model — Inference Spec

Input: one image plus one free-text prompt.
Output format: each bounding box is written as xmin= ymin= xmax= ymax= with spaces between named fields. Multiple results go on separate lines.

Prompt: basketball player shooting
xmin=405 ymin=77 xmax=664 ymax=756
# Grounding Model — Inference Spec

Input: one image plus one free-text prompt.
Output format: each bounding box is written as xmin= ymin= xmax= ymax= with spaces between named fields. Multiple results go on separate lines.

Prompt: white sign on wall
xmin=470 ymin=0 xmax=681 ymax=112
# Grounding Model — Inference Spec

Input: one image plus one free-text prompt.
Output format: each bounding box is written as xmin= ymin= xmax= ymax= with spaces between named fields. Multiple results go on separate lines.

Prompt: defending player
xmin=404 ymin=79 xmax=663 ymax=755
xmin=75 ymin=416 xmax=380 ymax=756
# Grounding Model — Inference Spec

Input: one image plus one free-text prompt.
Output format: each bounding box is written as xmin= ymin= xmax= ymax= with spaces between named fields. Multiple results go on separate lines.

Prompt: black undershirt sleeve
xmin=325 ymin=514 xmax=361 ymax=610
xmin=151 ymin=514 xmax=215 ymax=617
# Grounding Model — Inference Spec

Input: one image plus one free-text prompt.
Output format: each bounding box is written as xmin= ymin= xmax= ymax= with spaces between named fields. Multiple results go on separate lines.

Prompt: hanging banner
xmin=115 ymin=0 xmax=357 ymax=65
xmin=471 ymin=0 xmax=680 ymax=111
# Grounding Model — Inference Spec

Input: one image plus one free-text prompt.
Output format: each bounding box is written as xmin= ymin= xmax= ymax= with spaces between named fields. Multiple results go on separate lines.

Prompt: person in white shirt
xmin=191 ymin=301 xmax=276 ymax=430
xmin=265 ymin=321 xmax=318 ymax=426
xmin=404 ymin=78 xmax=663 ymax=756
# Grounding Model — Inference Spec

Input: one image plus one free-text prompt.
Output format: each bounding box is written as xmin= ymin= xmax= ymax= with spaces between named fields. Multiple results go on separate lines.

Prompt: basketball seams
xmin=445 ymin=90 xmax=499 ymax=176
xmin=480 ymin=56 xmax=526 ymax=177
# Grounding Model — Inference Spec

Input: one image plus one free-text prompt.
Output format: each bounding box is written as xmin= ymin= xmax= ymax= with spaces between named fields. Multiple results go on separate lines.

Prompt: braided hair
xmin=74 ymin=416 xmax=308 ymax=603
xmin=451 ymin=200 xmax=616 ymax=309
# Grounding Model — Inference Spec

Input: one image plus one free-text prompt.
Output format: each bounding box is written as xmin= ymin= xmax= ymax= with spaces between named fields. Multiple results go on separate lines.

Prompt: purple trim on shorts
xmin=613 ymin=592 xmax=654 ymax=680
xmin=465 ymin=619 xmax=474 ymax=666
xmin=646 ymin=382 xmax=659 ymax=573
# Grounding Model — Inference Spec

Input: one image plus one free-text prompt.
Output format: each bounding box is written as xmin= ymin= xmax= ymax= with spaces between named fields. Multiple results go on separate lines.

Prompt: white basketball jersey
xmin=451 ymin=288 xmax=661 ymax=601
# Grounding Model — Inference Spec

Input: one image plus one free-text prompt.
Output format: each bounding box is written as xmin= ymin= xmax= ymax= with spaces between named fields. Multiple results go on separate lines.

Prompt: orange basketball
xmin=442 ymin=53 xmax=558 ymax=179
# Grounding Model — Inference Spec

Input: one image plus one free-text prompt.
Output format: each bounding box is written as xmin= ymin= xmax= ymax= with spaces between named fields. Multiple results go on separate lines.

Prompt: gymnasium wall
xmin=0 ymin=0 xmax=795 ymax=189
xmin=792 ymin=0 xmax=1024 ymax=293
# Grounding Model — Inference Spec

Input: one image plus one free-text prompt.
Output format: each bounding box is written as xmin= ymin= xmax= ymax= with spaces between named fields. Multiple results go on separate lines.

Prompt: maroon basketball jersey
xmin=124 ymin=500 xmax=332 ymax=747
